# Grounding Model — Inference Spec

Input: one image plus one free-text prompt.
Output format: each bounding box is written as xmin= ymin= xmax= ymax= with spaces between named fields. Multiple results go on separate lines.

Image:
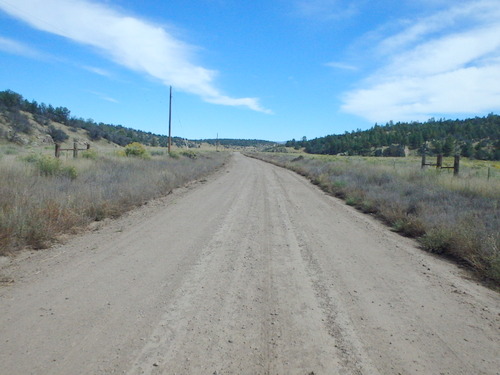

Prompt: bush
xmin=150 ymin=150 xmax=165 ymax=156
xmin=124 ymin=142 xmax=149 ymax=158
xmin=81 ymin=149 xmax=99 ymax=160
xmin=60 ymin=165 xmax=78 ymax=180
xmin=8 ymin=111 xmax=32 ymax=134
xmin=48 ymin=125 xmax=69 ymax=143
xmin=180 ymin=150 xmax=197 ymax=159
xmin=21 ymin=154 xmax=77 ymax=179
xmin=36 ymin=155 xmax=62 ymax=176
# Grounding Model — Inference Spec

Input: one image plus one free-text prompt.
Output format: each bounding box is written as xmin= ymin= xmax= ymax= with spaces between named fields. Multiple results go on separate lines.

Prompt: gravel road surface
xmin=1 ymin=153 xmax=499 ymax=374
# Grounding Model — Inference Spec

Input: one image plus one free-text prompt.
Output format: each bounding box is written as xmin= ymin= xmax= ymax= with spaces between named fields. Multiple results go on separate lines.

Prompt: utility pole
xmin=168 ymin=86 xmax=172 ymax=153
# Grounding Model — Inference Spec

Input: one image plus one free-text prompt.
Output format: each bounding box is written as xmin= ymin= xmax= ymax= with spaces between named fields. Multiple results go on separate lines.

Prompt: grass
xmin=0 ymin=149 xmax=228 ymax=254
xmin=246 ymin=152 xmax=500 ymax=284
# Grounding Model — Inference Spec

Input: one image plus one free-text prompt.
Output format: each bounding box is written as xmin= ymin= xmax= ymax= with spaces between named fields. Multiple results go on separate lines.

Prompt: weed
xmin=180 ymin=150 xmax=197 ymax=159
xmin=81 ymin=149 xmax=98 ymax=160
xmin=36 ymin=155 xmax=61 ymax=176
xmin=124 ymin=142 xmax=150 ymax=158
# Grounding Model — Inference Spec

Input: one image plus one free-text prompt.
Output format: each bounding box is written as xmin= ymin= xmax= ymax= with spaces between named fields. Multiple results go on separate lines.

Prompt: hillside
xmin=287 ymin=116 xmax=500 ymax=160
xmin=0 ymin=89 xmax=275 ymax=150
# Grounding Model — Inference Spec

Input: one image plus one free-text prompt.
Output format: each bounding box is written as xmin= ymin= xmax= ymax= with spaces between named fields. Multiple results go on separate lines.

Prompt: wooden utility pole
xmin=168 ymin=86 xmax=172 ymax=153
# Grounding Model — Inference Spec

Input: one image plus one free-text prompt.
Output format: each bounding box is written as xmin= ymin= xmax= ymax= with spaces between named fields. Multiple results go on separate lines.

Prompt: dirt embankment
xmin=1 ymin=153 xmax=498 ymax=374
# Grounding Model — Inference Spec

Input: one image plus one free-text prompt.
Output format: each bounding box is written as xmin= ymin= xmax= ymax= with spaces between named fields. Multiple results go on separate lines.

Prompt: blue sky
xmin=1 ymin=0 xmax=500 ymax=141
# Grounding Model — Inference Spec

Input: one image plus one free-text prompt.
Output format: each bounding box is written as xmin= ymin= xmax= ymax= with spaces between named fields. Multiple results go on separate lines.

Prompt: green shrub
xmin=124 ymin=142 xmax=149 ymax=158
xmin=22 ymin=153 xmax=40 ymax=163
xmin=81 ymin=149 xmax=98 ymax=160
xmin=48 ymin=125 xmax=69 ymax=143
xmin=345 ymin=195 xmax=361 ymax=206
xmin=3 ymin=146 xmax=19 ymax=155
xmin=21 ymin=154 xmax=77 ymax=179
xmin=180 ymin=150 xmax=198 ymax=159
xmin=36 ymin=155 xmax=62 ymax=176
xmin=61 ymin=165 xmax=78 ymax=180
xmin=150 ymin=150 xmax=165 ymax=156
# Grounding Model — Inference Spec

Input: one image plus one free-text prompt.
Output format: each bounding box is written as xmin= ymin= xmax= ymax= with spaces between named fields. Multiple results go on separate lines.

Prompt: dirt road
xmin=1 ymin=153 xmax=499 ymax=375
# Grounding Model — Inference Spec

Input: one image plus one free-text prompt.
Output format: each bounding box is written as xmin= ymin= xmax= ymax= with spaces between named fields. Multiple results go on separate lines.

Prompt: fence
xmin=421 ymin=153 xmax=460 ymax=176
xmin=55 ymin=142 xmax=90 ymax=158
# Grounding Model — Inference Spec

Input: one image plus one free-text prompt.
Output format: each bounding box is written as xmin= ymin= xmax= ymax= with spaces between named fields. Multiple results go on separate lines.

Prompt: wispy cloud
xmin=81 ymin=65 xmax=112 ymax=77
xmin=325 ymin=61 xmax=358 ymax=71
xmin=87 ymin=90 xmax=119 ymax=103
xmin=341 ymin=0 xmax=500 ymax=122
xmin=0 ymin=35 xmax=44 ymax=59
xmin=0 ymin=0 xmax=270 ymax=113
xmin=293 ymin=0 xmax=358 ymax=21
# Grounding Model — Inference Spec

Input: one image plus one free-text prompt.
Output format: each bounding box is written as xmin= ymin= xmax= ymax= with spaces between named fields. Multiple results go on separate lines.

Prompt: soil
xmin=1 ymin=153 xmax=499 ymax=374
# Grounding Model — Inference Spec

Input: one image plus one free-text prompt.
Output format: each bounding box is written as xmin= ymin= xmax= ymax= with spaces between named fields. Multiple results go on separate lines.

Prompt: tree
xmin=461 ymin=142 xmax=474 ymax=158
xmin=442 ymin=137 xmax=455 ymax=156
xmin=48 ymin=125 xmax=69 ymax=143
xmin=0 ymin=90 xmax=23 ymax=109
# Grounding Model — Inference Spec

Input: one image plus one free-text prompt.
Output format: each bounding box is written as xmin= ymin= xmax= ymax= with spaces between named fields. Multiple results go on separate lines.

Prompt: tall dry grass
xmin=0 ymin=150 xmax=228 ymax=254
xmin=247 ymin=152 xmax=500 ymax=284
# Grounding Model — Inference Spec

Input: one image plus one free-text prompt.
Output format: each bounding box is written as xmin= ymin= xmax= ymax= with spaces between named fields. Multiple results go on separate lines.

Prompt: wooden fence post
xmin=55 ymin=143 xmax=61 ymax=158
xmin=453 ymin=155 xmax=460 ymax=176
xmin=421 ymin=154 xmax=426 ymax=169
xmin=437 ymin=154 xmax=443 ymax=169
xmin=73 ymin=142 xmax=78 ymax=158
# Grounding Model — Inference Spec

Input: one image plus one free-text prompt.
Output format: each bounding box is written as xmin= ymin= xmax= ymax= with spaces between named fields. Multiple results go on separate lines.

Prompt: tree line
xmin=287 ymin=116 xmax=500 ymax=160
xmin=198 ymin=138 xmax=276 ymax=148
xmin=0 ymin=89 xmax=278 ymax=149
xmin=0 ymin=89 xmax=188 ymax=147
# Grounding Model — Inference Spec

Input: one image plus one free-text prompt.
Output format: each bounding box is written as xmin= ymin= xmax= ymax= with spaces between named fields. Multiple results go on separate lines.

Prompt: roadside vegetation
xmin=247 ymin=152 xmax=500 ymax=284
xmin=0 ymin=144 xmax=228 ymax=255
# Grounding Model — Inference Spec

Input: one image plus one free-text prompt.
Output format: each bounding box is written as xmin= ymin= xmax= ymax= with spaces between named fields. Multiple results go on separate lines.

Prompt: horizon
xmin=2 ymin=87 xmax=498 ymax=144
xmin=1 ymin=0 xmax=500 ymax=142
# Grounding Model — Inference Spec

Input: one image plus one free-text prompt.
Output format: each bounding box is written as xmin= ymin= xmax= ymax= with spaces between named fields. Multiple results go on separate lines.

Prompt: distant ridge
xmin=0 ymin=89 xmax=275 ymax=149
xmin=287 ymin=116 xmax=500 ymax=160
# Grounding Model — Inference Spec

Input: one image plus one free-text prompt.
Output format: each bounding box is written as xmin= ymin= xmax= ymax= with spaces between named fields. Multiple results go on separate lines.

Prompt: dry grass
xmin=247 ymin=152 xmax=500 ymax=284
xmin=0 ymin=148 xmax=228 ymax=254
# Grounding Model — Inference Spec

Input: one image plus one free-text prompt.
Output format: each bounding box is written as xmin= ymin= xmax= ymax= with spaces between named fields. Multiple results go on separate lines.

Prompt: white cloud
xmin=342 ymin=0 xmax=500 ymax=122
xmin=0 ymin=0 xmax=270 ymax=113
xmin=325 ymin=61 xmax=357 ymax=71
xmin=0 ymin=36 xmax=44 ymax=58
xmin=81 ymin=65 xmax=112 ymax=77
xmin=293 ymin=0 xmax=357 ymax=21
xmin=87 ymin=90 xmax=119 ymax=103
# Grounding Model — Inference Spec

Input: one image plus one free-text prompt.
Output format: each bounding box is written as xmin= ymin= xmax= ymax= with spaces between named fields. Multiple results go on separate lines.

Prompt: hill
xmin=287 ymin=117 xmax=500 ymax=160
xmin=0 ymin=89 xmax=276 ymax=150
